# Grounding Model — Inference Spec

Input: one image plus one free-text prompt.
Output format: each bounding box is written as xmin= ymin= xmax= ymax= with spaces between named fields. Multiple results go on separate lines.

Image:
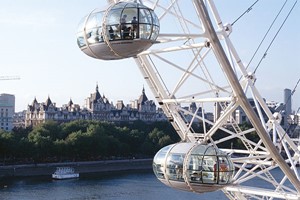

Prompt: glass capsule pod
xmin=153 ymin=143 xmax=235 ymax=193
xmin=76 ymin=1 xmax=160 ymax=60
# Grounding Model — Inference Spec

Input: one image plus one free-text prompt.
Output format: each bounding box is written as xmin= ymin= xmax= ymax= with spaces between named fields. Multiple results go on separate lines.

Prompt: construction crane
xmin=0 ymin=76 xmax=20 ymax=80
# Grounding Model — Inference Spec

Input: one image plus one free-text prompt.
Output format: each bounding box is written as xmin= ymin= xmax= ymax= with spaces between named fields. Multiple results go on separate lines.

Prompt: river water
xmin=1 ymin=167 xmax=299 ymax=200
xmin=0 ymin=170 xmax=226 ymax=200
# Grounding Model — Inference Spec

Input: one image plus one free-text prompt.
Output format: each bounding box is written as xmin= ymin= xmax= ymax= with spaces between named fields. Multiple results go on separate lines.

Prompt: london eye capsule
xmin=76 ymin=1 xmax=160 ymax=60
xmin=153 ymin=143 xmax=235 ymax=193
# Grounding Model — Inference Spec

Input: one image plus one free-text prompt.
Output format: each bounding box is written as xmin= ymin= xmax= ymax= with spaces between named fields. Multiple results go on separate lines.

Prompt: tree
xmin=148 ymin=128 xmax=173 ymax=153
xmin=61 ymin=120 xmax=90 ymax=139
xmin=3 ymin=119 xmax=180 ymax=163
xmin=0 ymin=130 xmax=16 ymax=163
xmin=28 ymin=128 xmax=54 ymax=160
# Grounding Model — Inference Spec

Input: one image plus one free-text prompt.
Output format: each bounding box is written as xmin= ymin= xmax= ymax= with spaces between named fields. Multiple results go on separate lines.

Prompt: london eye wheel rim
xmin=134 ymin=0 xmax=300 ymax=199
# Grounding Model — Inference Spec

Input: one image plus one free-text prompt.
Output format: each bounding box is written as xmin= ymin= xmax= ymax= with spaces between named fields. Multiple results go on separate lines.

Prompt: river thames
xmin=1 ymin=167 xmax=299 ymax=200
xmin=0 ymin=170 xmax=227 ymax=200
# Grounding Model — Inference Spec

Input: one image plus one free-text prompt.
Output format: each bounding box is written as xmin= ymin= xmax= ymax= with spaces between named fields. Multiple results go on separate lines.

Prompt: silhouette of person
xmin=131 ymin=16 xmax=138 ymax=38
xmin=120 ymin=14 xmax=128 ymax=38
xmin=121 ymin=14 xmax=127 ymax=25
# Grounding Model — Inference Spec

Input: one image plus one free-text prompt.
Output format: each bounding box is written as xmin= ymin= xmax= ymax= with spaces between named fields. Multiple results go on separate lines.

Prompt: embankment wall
xmin=0 ymin=159 xmax=153 ymax=178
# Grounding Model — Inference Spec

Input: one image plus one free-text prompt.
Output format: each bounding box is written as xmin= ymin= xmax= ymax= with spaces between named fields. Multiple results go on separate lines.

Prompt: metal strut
xmin=193 ymin=0 xmax=300 ymax=193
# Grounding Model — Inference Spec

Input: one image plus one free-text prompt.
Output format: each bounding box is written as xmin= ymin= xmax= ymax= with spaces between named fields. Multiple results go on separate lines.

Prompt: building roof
xmin=138 ymin=87 xmax=148 ymax=105
xmin=45 ymin=96 xmax=52 ymax=107
xmin=32 ymin=97 xmax=38 ymax=106
xmin=68 ymin=98 xmax=73 ymax=107
xmin=91 ymin=84 xmax=103 ymax=103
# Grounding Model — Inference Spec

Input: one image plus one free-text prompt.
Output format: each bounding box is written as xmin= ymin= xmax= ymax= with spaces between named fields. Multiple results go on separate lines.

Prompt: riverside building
xmin=25 ymin=84 xmax=166 ymax=127
xmin=0 ymin=93 xmax=15 ymax=131
xmin=18 ymin=86 xmax=299 ymax=131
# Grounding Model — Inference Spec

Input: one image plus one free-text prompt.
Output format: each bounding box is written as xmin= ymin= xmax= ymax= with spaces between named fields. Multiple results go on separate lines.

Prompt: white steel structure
xmin=85 ymin=0 xmax=300 ymax=199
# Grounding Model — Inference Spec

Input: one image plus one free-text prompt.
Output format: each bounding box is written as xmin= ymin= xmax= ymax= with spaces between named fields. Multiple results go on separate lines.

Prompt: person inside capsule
xmin=131 ymin=16 xmax=138 ymax=38
xmin=120 ymin=14 xmax=130 ymax=39
xmin=219 ymin=158 xmax=229 ymax=183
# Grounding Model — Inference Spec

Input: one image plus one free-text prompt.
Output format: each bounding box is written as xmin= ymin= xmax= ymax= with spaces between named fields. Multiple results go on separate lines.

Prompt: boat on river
xmin=52 ymin=167 xmax=79 ymax=180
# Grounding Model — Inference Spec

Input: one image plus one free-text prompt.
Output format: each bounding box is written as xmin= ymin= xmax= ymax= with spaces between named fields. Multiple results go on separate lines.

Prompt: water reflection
xmin=0 ymin=171 xmax=226 ymax=200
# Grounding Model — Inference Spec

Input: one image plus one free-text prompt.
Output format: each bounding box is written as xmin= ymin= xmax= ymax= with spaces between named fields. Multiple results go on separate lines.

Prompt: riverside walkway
xmin=0 ymin=159 xmax=153 ymax=177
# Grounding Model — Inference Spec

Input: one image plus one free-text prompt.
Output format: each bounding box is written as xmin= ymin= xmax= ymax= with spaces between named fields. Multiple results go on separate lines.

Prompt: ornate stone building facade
xmin=25 ymin=85 xmax=165 ymax=127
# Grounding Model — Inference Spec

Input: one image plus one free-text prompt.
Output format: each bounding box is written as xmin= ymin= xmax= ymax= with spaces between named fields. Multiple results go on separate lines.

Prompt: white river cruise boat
xmin=52 ymin=167 xmax=79 ymax=180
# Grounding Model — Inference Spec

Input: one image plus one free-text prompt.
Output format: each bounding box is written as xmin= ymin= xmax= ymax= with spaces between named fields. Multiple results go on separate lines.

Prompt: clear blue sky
xmin=0 ymin=0 xmax=299 ymax=112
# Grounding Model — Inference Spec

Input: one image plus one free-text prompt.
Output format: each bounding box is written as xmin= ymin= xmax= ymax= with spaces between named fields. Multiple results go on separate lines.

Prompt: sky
xmin=0 ymin=0 xmax=299 ymax=112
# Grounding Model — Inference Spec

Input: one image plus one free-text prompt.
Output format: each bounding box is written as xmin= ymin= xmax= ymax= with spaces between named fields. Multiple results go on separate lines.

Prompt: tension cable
xmin=253 ymin=0 xmax=298 ymax=74
xmin=231 ymin=0 xmax=260 ymax=26
xmin=246 ymin=0 xmax=288 ymax=70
